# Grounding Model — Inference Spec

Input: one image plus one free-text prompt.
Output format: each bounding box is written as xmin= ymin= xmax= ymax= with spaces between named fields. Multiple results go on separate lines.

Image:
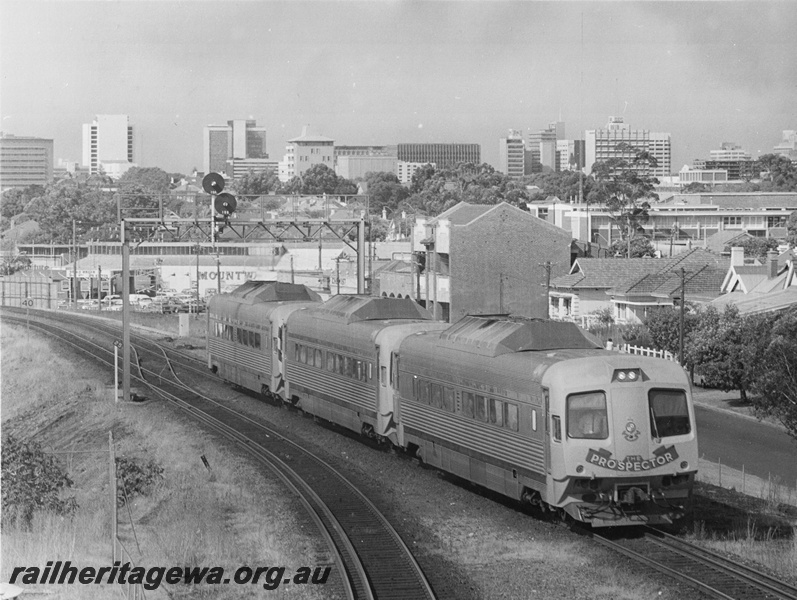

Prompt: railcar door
xmin=373 ymin=337 xmax=400 ymax=445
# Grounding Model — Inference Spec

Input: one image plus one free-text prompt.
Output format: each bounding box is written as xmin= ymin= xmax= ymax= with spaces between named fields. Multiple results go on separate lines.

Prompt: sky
xmin=1 ymin=1 xmax=795 ymax=175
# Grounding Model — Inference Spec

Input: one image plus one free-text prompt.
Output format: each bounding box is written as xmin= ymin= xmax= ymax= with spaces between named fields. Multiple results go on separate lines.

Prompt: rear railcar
xmin=207 ymin=282 xmax=321 ymax=399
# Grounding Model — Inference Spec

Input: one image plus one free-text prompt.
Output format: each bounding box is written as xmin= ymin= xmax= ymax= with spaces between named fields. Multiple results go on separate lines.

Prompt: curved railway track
xmin=592 ymin=526 xmax=797 ymax=600
xmin=2 ymin=308 xmax=437 ymax=600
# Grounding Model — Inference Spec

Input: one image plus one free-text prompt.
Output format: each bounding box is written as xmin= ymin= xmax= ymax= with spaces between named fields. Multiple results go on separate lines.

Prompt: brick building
xmin=377 ymin=202 xmax=571 ymax=322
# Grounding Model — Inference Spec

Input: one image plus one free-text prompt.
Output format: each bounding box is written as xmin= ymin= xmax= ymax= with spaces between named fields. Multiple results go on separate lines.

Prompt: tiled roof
xmin=551 ymin=249 xmax=729 ymax=301
xmin=433 ymin=202 xmax=495 ymax=226
xmin=703 ymin=230 xmax=751 ymax=254
xmin=712 ymin=287 xmax=797 ymax=315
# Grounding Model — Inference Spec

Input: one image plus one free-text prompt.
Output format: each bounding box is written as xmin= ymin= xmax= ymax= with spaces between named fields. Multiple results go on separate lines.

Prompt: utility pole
xmin=121 ymin=220 xmax=131 ymax=402
xmin=679 ymin=267 xmax=685 ymax=366
xmin=72 ymin=219 xmax=78 ymax=308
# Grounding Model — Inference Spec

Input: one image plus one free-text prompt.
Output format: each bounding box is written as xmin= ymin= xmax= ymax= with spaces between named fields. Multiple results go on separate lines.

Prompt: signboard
xmin=113 ymin=340 xmax=123 ymax=349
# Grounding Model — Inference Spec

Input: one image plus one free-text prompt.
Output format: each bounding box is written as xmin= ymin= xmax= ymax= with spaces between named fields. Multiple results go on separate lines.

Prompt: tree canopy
xmin=233 ymin=169 xmax=280 ymax=196
xmin=283 ymin=164 xmax=357 ymax=196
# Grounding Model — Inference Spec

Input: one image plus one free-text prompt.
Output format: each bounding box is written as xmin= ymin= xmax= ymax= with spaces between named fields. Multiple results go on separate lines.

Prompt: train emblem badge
xmin=585 ymin=446 xmax=680 ymax=472
xmin=622 ymin=420 xmax=641 ymax=442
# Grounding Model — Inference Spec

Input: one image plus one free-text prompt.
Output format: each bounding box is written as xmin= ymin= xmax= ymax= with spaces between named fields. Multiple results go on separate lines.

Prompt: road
xmin=695 ymin=404 xmax=797 ymax=487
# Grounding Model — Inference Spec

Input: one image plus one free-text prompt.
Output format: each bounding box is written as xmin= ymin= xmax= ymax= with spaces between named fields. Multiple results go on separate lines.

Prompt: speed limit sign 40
xmin=22 ymin=298 xmax=34 ymax=307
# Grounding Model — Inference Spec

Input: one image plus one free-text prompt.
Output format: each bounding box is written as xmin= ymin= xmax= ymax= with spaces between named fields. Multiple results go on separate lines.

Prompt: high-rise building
xmin=498 ymin=131 xmax=525 ymax=179
xmin=773 ymin=130 xmax=796 ymax=161
xmin=203 ymin=119 xmax=268 ymax=175
xmin=396 ymin=143 xmax=480 ymax=169
xmin=279 ymin=125 xmax=334 ymax=182
xmin=527 ymin=123 xmax=562 ymax=173
xmin=82 ymin=115 xmax=135 ymax=177
xmin=0 ymin=133 xmax=54 ymax=190
xmin=584 ymin=116 xmax=671 ymax=178
xmin=693 ymin=142 xmax=758 ymax=181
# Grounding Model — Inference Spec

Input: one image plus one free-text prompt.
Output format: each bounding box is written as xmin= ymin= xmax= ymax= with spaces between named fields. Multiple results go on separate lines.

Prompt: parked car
xmin=148 ymin=297 xmax=184 ymax=314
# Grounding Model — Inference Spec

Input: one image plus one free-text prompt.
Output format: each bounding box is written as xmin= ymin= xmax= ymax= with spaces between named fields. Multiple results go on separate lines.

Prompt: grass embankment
xmin=0 ymin=324 xmax=330 ymax=599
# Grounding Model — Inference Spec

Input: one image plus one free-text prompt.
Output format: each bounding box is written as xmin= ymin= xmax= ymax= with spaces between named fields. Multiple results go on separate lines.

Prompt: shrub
xmin=1 ymin=434 xmax=78 ymax=528
xmin=116 ymin=456 xmax=164 ymax=507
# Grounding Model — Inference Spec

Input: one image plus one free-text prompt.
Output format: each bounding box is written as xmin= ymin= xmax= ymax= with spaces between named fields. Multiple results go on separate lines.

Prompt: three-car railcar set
xmin=207 ymin=282 xmax=697 ymax=527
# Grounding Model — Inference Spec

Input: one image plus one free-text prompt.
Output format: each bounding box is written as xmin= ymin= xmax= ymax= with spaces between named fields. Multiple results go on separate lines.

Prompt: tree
xmin=685 ymin=306 xmax=774 ymax=402
xmin=284 ymin=163 xmax=336 ymax=195
xmin=2 ymin=434 xmax=77 ymax=528
xmin=730 ymin=237 xmax=780 ymax=261
xmin=25 ymin=179 xmax=116 ymax=243
xmin=116 ymin=167 xmax=172 ymax=218
xmin=233 ymin=169 xmax=280 ymax=196
xmin=750 ymin=308 xmax=797 ymax=438
xmin=0 ymin=185 xmax=44 ymax=222
xmin=608 ymin=236 xmax=655 ymax=258
xmin=589 ymin=144 xmax=659 ymax=257
xmin=362 ymin=171 xmax=409 ymax=216
xmin=522 ymin=170 xmax=595 ymax=203
xmin=682 ymin=182 xmax=710 ymax=194
xmin=645 ymin=305 xmax=700 ymax=357
xmin=0 ymin=252 xmax=32 ymax=275
xmin=406 ymin=162 xmax=530 ymax=216
xmin=786 ymin=210 xmax=797 ymax=248
xmin=757 ymin=153 xmax=797 ymax=191
xmin=410 ymin=163 xmax=436 ymax=194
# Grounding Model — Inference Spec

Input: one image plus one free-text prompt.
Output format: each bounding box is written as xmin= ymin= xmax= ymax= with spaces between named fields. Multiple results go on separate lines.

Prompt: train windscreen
xmin=648 ymin=389 xmax=690 ymax=438
xmin=567 ymin=391 xmax=608 ymax=440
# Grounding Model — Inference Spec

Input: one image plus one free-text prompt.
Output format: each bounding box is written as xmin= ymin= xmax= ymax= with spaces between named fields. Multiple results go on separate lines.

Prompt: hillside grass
xmin=0 ymin=323 xmax=331 ymax=599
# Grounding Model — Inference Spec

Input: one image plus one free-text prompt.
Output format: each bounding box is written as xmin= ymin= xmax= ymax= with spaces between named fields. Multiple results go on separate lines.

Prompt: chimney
xmin=767 ymin=250 xmax=779 ymax=279
xmin=730 ymin=246 xmax=744 ymax=267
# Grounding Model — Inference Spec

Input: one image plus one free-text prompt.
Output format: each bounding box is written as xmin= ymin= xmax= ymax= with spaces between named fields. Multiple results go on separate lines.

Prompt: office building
xmin=334 ymin=145 xmax=397 ymax=180
xmin=497 ymin=131 xmax=525 ymax=179
xmin=773 ymin=130 xmax=797 ymax=161
xmin=693 ymin=143 xmax=758 ymax=181
xmin=585 ymin=116 xmax=671 ymax=178
xmin=279 ymin=125 xmax=334 ymax=182
xmin=396 ymin=143 xmax=480 ymax=169
xmin=203 ymin=119 xmax=268 ymax=175
xmin=82 ymin=115 xmax=135 ymax=176
xmin=0 ymin=133 xmax=54 ymax=189
xmin=527 ymin=128 xmax=558 ymax=173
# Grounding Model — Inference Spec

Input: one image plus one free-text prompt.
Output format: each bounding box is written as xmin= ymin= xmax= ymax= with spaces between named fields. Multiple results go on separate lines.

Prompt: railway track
xmin=592 ymin=526 xmax=797 ymax=600
xmin=3 ymin=309 xmax=437 ymax=600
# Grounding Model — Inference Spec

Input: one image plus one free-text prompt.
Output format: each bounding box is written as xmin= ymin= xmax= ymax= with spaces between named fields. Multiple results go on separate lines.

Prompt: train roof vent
xmin=439 ymin=316 xmax=602 ymax=357
xmin=229 ymin=281 xmax=322 ymax=304
xmin=315 ymin=295 xmax=433 ymax=323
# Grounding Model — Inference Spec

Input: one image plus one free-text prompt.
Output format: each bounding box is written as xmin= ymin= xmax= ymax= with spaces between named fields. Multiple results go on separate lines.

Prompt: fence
xmin=620 ymin=343 xmax=676 ymax=362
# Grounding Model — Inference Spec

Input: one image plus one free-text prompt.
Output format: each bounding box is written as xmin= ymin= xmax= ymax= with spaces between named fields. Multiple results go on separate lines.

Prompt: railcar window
xmin=419 ymin=380 xmax=430 ymax=404
xmin=255 ymin=333 xmax=261 ymax=349
xmin=531 ymin=409 xmax=537 ymax=432
xmin=505 ymin=403 xmax=518 ymax=431
xmin=567 ymin=391 xmax=608 ymax=440
xmin=315 ymin=349 xmax=323 ymax=368
xmin=380 ymin=366 xmax=387 ymax=386
xmin=649 ymin=389 xmax=690 ymax=438
xmin=430 ymin=383 xmax=442 ymax=408
xmin=367 ymin=362 xmax=373 ymax=382
xmin=355 ymin=360 xmax=363 ymax=381
xmin=489 ymin=398 xmax=503 ymax=427
xmin=552 ymin=415 xmax=562 ymax=442
xmin=300 ymin=345 xmax=307 ymax=364
xmin=443 ymin=388 xmax=455 ymax=412
xmin=474 ymin=395 xmax=487 ymax=422
xmin=337 ymin=355 xmax=345 ymax=376
xmin=462 ymin=392 xmax=474 ymax=418
xmin=327 ymin=353 xmax=335 ymax=372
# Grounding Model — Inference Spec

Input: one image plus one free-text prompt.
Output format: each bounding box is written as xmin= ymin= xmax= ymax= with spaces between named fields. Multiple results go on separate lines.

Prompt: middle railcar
xmin=284 ymin=295 xmax=448 ymax=439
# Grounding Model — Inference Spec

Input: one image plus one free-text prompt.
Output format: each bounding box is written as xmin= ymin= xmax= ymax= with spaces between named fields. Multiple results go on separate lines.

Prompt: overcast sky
xmin=1 ymin=1 xmax=795 ymax=175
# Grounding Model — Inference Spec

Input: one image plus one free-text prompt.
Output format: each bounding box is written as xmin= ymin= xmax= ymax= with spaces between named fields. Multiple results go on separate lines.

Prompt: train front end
xmin=542 ymin=354 xmax=698 ymax=527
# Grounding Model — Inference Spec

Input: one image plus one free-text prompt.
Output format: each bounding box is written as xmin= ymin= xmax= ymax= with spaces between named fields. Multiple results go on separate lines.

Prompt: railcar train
xmin=208 ymin=282 xmax=698 ymax=527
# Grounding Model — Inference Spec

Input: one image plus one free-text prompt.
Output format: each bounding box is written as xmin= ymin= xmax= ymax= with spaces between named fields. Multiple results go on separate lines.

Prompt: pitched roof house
xmin=712 ymin=247 xmax=797 ymax=315
xmin=549 ymin=248 xmax=729 ymax=324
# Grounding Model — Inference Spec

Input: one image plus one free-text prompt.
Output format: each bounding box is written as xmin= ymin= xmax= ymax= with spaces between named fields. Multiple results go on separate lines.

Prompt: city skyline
xmin=1 ymin=1 xmax=794 ymax=175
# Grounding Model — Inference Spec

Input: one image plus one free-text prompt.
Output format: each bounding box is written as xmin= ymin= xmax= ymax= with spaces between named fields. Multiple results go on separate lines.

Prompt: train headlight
xmin=612 ymin=368 xmax=642 ymax=382
xmin=680 ymin=461 xmax=689 ymax=470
